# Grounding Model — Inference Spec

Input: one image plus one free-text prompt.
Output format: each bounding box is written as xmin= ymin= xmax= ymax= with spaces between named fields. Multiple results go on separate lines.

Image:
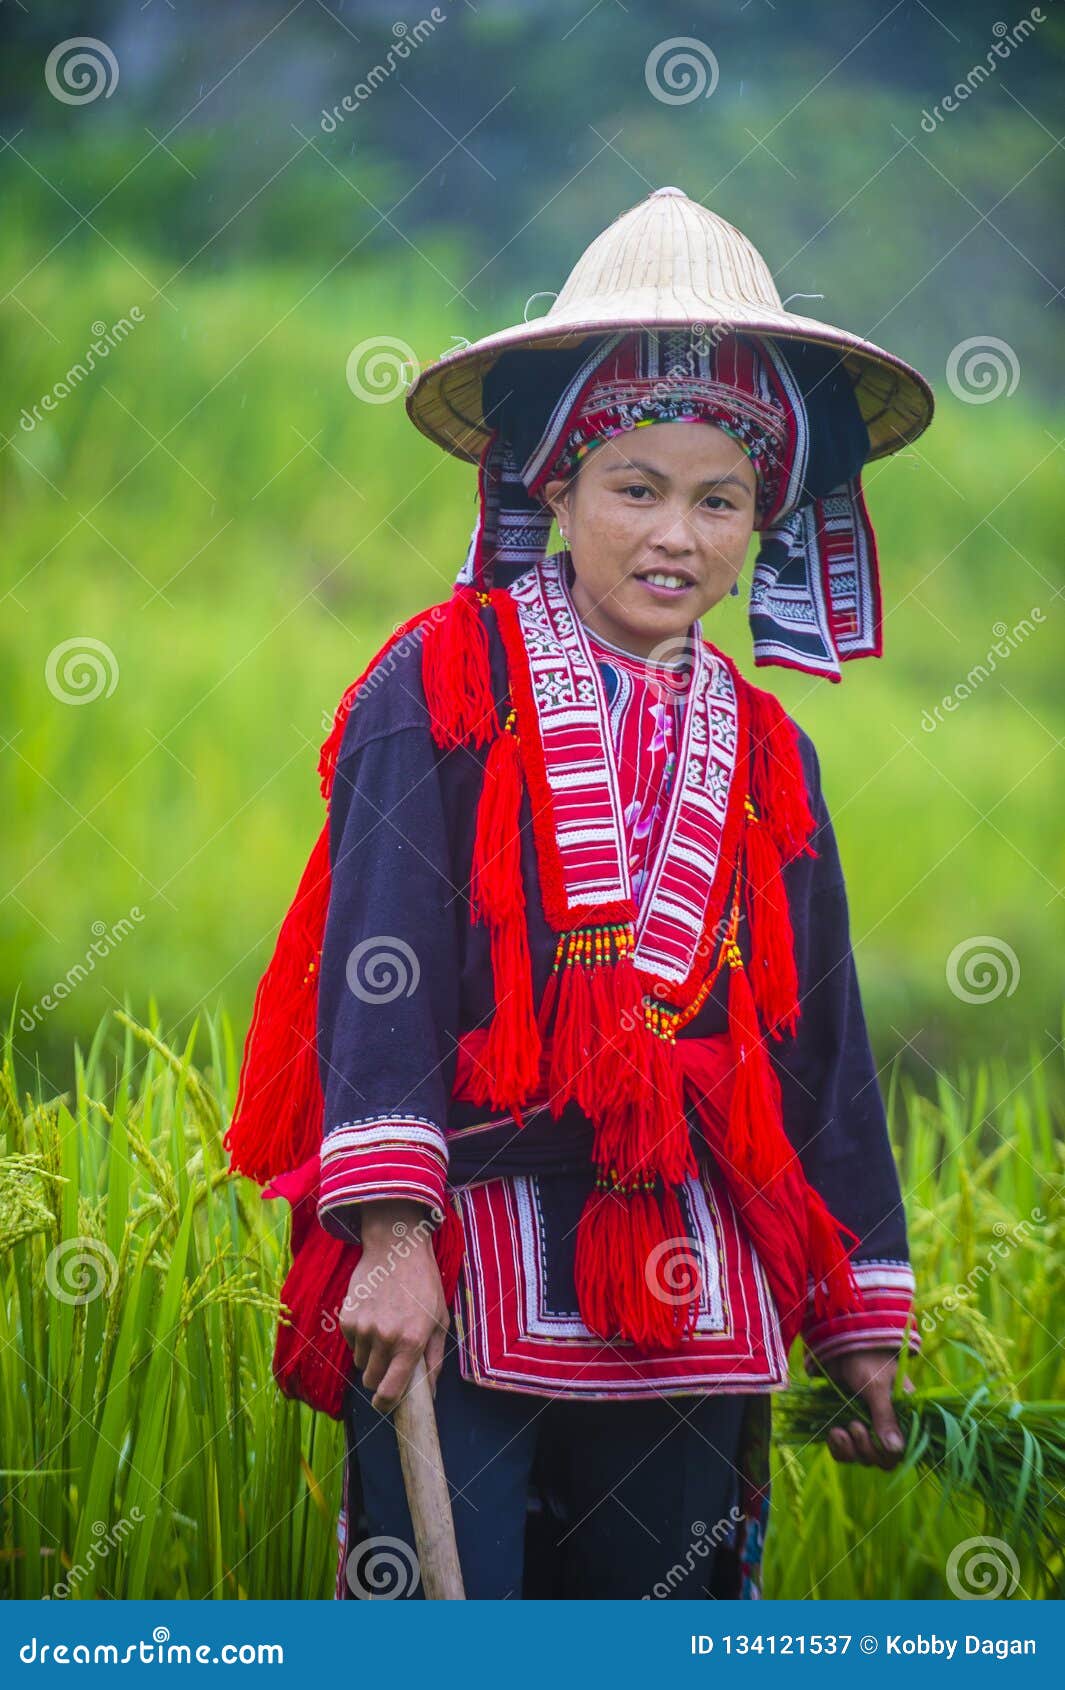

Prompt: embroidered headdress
xmin=461 ymin=324 xmax=880 ymax=678
xmin=409 ymin=184 xmax=933 ymax=679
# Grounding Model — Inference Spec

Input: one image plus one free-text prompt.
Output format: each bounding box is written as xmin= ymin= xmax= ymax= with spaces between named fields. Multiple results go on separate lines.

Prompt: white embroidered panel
xmin=506 ymin=553 xmax=741 ymax=984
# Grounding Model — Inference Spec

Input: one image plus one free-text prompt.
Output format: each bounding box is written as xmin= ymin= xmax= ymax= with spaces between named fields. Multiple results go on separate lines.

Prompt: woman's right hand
xmin=339 ymin=1197 xmax=451 ymax=1414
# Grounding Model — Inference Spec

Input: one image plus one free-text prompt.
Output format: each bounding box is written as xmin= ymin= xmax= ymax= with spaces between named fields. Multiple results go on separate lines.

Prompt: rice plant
xmin=765 ymin=1032 xmax=1065 ymax=1600
xmin=1 ymin=1003 xmax=1062 ymax=1598
xmin=776 ymin=1384 xmax=1065 ymax=1594
xmin=0 ymin=1003 xmax=343 ymax=1600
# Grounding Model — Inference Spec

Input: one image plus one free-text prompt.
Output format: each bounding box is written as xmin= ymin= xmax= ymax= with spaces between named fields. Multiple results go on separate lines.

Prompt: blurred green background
xmin=3 ymin=0 xmax=1062 ymax=1093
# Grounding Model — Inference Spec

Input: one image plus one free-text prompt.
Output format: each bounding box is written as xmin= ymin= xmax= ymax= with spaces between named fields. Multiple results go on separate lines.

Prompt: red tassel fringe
xmin=421 ymin=588 xmax=498 ymax=751
xmin=227 ymin=588 xmax=497 ymax=1414
xmin=317 ymin=602 xmax=441 ymax=798
xmin=535 ymin=925 xmax=700 ymax=1347
xmin=676 ymin=1036 xmax=864 ymax=1354
xmin=489 ymin=585 xmax=635 ymax=934
xmin=744 ymin=807 xmax=801 ymax=1039
xmin=574 ymin=1180 xmax=700 ymax=1349
xmin=226 ymin=602 xmax=451 ymax=1186
xmin=805 ymin=1183 xmax=862 ymax=1320
xmin=224 ymin=823 xmax=330 ymax=1183
xmin=538 ymin=939 xmax=692 ymax=1185
xmin=747 ymin=685 xmax=818 ymax=865
xmin=725 ymin=952 xmax=796 ymax=1189
xmin=468 ymin=724 xmax=542 ymax=1110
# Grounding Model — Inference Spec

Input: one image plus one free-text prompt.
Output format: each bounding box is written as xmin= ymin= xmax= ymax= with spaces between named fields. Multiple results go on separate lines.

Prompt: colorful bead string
xmin=594 ymin=1164 xmax=657 ymax=1196
xmin=549 ymin=922 xmax=635 ymax=972
xmin=639 ymin=825 xmax=750 ymax=1039
xmin=540 ymin=760 xmax=759 ymax=1041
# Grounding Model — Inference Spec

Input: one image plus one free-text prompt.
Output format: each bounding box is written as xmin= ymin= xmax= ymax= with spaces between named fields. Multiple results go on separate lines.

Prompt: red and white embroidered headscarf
xmin=457 ymin=326 xmax=881 ymax=681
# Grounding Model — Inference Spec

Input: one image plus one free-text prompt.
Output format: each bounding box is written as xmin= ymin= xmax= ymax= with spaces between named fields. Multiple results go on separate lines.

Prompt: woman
xmin=226 ymin=187 xmax=934 ymax=1600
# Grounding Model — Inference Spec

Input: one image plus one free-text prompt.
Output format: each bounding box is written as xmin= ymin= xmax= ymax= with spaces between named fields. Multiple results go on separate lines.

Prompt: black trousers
xmin=340 ymin=1333 xmax=752 ymax=1600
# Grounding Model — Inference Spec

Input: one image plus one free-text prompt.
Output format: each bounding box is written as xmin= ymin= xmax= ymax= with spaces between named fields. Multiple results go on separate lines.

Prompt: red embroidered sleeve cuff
xmin=801 ymin=1259 xmax=922 ymax=1371
xmin=317 ymin=1114 xmax=449 ymax=1245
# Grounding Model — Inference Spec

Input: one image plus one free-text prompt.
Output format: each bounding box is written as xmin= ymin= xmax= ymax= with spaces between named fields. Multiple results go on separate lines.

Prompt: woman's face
xmin=541 ymin=420 xmax=758 ymax=660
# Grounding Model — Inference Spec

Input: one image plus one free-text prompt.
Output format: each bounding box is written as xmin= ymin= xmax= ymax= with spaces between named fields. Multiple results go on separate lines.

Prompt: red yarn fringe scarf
xmin=225 ymin=600 xmax=472 ymax=1418
xmin=226 ymin=586 xmax=862 ymax=1418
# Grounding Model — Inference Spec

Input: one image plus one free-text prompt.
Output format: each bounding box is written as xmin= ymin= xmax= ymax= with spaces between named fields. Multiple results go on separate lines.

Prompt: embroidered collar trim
xmin=583 ymin=619 xmax=694 ymax=681
xmin=498 ymin=553 xmax=746 ymax=989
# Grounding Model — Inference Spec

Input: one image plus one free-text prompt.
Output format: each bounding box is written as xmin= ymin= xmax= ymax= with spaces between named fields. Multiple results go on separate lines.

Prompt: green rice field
xmin=1 ymin=1005 xmax=1061 ymax=1599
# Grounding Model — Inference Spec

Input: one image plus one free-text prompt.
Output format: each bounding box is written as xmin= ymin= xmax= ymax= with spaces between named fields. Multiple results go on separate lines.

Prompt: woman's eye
xmin=619 ymin=484 xmax=732 ymax=509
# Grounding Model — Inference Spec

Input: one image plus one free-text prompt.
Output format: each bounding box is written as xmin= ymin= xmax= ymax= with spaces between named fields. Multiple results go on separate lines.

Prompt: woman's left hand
xmin=817 ymin=1347 xmax=916 ymax=1469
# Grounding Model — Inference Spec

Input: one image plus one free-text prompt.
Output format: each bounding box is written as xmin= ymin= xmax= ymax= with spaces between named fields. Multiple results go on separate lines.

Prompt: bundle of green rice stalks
xmin=776 ymin=1379 xmax=1065 ymax=1569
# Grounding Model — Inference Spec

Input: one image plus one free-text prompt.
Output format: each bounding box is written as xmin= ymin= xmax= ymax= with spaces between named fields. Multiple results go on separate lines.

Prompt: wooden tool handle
xmin=392 ymin=1352 xmax=466 ymax=1600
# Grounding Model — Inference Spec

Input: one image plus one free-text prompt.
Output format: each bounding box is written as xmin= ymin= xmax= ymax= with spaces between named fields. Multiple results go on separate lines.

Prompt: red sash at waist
xmin=266 ymin=1027 xmax=860 ymax=1417
xmin=452 ymin=1026 xmax=858 ymax=1357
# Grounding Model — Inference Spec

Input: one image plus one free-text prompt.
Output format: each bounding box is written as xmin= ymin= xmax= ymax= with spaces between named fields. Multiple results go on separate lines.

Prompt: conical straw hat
xmin=405 ymin=185 xmax=933 ymax=465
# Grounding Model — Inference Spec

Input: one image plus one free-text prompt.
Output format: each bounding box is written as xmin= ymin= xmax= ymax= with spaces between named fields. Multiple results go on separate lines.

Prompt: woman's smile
xmin=631 ymin=566 xmax=699 ymax=600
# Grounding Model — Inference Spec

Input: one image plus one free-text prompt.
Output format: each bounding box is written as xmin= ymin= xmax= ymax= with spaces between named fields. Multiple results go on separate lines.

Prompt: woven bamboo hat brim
xmin=405 ymin=186 xmax=933 ymax=466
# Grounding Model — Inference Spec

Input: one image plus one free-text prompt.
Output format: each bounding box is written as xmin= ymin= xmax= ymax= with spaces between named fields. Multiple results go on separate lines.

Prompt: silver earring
xmin=729 ymin=581 xmax=740 ymax=596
